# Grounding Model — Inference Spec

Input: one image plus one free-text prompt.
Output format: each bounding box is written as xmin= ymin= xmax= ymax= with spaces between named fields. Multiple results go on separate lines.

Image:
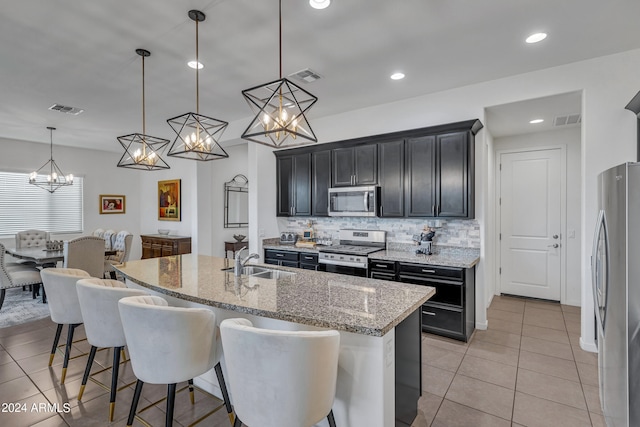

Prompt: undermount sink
xmin=224 ymin=266 xmax=297 ymax=279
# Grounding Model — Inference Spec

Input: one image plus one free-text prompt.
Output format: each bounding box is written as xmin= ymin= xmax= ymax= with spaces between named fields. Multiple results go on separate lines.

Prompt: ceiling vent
xmin=554 ymin=113 xmax=581 ymax=126
xmin=48 ymin=104 xmax=84 ymax=116
xmin=288 ymin=68 xmax=322 ymax=84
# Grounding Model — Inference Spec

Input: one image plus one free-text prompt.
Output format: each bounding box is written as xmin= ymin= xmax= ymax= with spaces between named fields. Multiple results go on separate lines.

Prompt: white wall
xmin=210 ymin=144 xmax=249 ymax=257
xmin=0 ymin=136 xmax=144 ymax=258
xmin=494 ymin=127 xmax=582 ymax=306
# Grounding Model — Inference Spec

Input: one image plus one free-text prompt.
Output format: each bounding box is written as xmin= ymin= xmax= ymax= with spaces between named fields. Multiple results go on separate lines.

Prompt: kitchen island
xmin=115 ymin=254 xmax=434 ymax=427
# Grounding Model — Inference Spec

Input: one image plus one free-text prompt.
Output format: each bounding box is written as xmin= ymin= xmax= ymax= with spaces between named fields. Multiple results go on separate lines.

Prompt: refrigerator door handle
xmin=591 ymin=209 xmax=607 ymax=335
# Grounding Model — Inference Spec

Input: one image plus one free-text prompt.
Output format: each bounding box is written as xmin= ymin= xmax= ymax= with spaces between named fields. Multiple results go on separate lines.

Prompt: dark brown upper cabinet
xmin=332 ymin=144 xmax=377 ymax=187
xmin=274 ymin=119 xmax=481 ymax=219
xmin=276 ymin=153 xmax=311 ymax=217
xmin=312 ymin=150 xmax=332 ymax=216
xmin=406 ymin=131 xmax=474 ymax=218
xmin=378 ymin=139 xmax=405 ymax=217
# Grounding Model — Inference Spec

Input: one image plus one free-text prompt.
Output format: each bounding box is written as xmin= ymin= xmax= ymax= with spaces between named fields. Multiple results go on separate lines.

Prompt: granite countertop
xmin=115 ymin=254 xmax=433 ymax=337
xmin=369 ymin=246 xmax=480 ymax=268
xmin=263 ymin=243 xmax=320 ymax=254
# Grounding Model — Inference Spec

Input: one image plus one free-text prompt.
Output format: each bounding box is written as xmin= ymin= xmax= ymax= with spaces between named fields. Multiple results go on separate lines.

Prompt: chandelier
xmin=241 ymin=0 xmax=318 ymax=148
xmin=167 ymin=10 xmax=229 ymax=161
xmin=117 ymin=49 xmax=170 ymax=171
xmin=29 ymin=127 xmax=73 ymax=193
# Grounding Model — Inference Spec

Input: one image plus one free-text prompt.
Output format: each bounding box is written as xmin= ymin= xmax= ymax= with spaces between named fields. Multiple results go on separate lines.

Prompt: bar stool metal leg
xmin=214 ymin=362 xmax=235 ymax=424
xmin=77 ymin=345 xmax=98 ymax=401
xmin=188 ymin=378 xmax=195 ymax=405
xmin=126 ymin=379 xmax=144 ymax=427
xmin=109 ymin=346 xmax=122 ymax=421
xmin=166 ymin=383 xmax=177 ymax=427
xmin=61 ymin=323 xmax=79 ymax=384
xmin=233 ymin=416 xmax=242 ymax=427
xmin=327 ymin=409 xmax=337 ymax=427
xmin=49 ymin=324 xmax=63 ymax=366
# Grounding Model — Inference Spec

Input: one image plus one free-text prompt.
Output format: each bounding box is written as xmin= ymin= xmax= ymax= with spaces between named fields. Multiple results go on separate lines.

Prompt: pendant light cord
xmin=279 ymin=0 xmax=282 ymax=79
xmin=142 ymin=54 xmax=146 ymax=135
xmin=196 ymin=18 xmax=200 ymax=115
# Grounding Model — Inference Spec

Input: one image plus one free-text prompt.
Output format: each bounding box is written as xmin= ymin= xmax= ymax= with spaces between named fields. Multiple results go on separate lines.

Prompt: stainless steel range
xmin=318 ymin=229 xmax=386 ymax=276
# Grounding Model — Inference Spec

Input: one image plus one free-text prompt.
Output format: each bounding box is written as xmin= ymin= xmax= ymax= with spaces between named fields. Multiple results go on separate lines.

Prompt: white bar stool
xmin=220 ymin=318 xmax=340 ymax=427
xmin=75 ymin=278 xmax=149 ymax=421
xmin=118 ymin=295 xmax=233 ymax=427
xmin=40 ymin=267 xmax=91 ymax=384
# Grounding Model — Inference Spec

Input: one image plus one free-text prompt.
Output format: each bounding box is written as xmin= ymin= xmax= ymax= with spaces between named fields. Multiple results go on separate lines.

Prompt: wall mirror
xmin=224 ymin=174 xmax=249 ymax=228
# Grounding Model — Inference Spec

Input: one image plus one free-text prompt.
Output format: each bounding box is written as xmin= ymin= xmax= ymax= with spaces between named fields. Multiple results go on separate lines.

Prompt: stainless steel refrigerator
xmin=593 ymin=163 xmax=640 ymax=427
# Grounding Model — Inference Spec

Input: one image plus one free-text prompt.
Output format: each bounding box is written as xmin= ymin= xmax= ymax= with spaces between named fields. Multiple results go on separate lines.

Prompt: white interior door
xmin=499 ymin=148 xmax=562 ymax=301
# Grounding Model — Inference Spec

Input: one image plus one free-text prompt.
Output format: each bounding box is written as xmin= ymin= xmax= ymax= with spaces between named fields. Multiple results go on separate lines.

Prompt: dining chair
xmin=92 ymin=228 xmax=105 ymax=239
xmin=102 ymin=229 xmax=116 ymax=251
xmin=104 ymin=231 xmax=133 ymax=279
xmin=8 ymin=229 xmax=51 ymax=272
xmin=63 ymin=236 xmax=105 ymax=278
xmin=0 ymin=243 xmax=42 ymax=311
xmin=118 ymin=295 xmax=233 ymax=427
xmin=220 ymin=318 xmax=340 ymax=427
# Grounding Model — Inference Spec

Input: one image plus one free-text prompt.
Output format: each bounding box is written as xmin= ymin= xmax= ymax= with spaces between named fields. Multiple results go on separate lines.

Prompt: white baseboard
xmin=476 ymin=319 xmax=488 ymax=330
xmin=580 ymin=337 xmax=598 ymax=353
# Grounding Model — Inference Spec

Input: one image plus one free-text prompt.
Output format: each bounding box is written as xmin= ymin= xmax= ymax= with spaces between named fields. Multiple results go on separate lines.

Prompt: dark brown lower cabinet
xmin=141 ymin=235 xmax=191 ymax=259
xmin=370 ymin=261 xmax=475 ymax=342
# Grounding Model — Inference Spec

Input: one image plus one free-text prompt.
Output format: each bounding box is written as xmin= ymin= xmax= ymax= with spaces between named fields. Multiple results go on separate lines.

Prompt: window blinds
xmin=0 ymin=171 xmax=84 ymax=236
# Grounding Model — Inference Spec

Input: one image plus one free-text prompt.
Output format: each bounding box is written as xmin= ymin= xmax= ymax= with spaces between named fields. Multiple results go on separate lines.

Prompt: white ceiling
xmin=1 ymin=0 xmax=639 ymax=151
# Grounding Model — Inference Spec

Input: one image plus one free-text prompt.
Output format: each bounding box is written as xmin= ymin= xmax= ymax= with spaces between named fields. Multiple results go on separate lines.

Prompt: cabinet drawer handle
xmin=423 ymin=311 xmax=436 ymax=316
xmin=303 ymin=256 xmax=313 ymax=260
xmin=375 ymin=264 xmax=388 ymax=268
xmin=276 ymin=254 xmax=284 ymax=257
xmin=422 ymin=269 xmax=436 ymax=273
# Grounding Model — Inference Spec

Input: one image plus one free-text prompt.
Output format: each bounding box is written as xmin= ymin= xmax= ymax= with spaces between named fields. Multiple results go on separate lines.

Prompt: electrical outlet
xmin=259 ymin=229 xmax=265 ymax=237
xmin=568 ymin=229 xmax=575 ymax=238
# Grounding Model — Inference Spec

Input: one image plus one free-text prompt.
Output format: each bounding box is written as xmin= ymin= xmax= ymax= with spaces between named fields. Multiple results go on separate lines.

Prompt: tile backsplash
xmin=277 ymin=217 xmax=480 ymax=248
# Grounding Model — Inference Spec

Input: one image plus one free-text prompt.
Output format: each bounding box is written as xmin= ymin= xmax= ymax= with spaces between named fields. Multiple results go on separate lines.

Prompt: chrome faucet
xmin=234 ymin=247 xmax=259 ymax=276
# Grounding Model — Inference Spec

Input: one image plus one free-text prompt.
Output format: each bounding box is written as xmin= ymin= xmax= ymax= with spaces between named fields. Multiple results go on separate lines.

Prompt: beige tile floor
xmin=0 ymin=295 xmax=602 ymax=426
xmin=412 ymin=295 xmax=603 ymax=427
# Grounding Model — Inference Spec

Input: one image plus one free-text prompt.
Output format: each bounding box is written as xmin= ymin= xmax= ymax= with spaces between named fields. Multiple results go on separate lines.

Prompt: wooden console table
xmin=224 ymin=241 xmax=249 ymax=259
xmin=141 ymin=235 xmax=191 ymax=259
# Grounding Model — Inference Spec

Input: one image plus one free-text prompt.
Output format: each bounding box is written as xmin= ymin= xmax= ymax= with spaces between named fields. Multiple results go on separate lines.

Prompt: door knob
xmin=552 ymin=234 xmax=559 ymax=239
xmin=548 ymin=243 xmax=559 ymax=248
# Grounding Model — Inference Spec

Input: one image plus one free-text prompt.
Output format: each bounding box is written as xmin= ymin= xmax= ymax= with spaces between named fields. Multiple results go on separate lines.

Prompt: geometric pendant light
xmin=117 ymin=49 xmax=171 ymax=171
xmin=167 ymin=10 xmax=229 ymax=161
xmin=29 ymin=127 xmax=74 ymax=193
xmin=241 ymin=0 xmax=318 ymax=148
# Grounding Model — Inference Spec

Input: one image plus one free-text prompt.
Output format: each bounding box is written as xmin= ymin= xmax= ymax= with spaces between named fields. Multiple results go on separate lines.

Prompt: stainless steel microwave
xmin=328 ymin=186 xmax=379 ymax=217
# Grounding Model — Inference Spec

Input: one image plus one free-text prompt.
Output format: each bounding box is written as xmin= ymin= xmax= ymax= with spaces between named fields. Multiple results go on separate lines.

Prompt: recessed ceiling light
xmin=187 ymin=61 xmax=203 ymax=69
xmin=309 ymin=0 xmax=330 ymax=9
xmin=390 ymin=72 xmax=405 ymax=80
xmin=526 ymin=33 xmax=547 ymax=44
xmin=529 ymin=119 xmax=544 ymax=124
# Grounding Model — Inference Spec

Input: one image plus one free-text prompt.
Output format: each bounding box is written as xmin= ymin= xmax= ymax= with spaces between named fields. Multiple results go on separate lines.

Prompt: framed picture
xmin=158 ymin=179 xmax=181 ymax=221
xmin=99 ymin=195 xmax=126 ymax=214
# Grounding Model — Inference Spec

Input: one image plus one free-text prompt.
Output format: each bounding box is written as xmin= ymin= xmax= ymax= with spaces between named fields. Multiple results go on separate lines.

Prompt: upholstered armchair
xmin=63 ymin=236 xmax=105 ymax=278
xmin=0 ymin=243 xmax=42 ymax=310
xmin=104 ymin=231 xmax=133 ymax=279
xmin=92 ymin=228 xmax=105 ymax=238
